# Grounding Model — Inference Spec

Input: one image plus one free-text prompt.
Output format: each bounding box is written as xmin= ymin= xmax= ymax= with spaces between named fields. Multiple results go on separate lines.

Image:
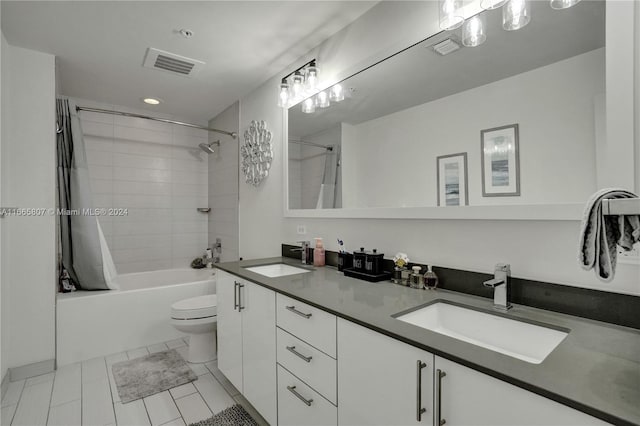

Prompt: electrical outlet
xmin=618 ymin=243 xmax=640 ymax=265
xmin=297 ymin=225 xmax=307 ymax=235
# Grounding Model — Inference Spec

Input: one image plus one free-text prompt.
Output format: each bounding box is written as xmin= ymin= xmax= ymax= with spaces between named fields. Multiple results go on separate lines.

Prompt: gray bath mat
xmin=188 ymin=404 xmax=258 ymax=426
xmin=112 ymin=349 xmax=197 ymax=403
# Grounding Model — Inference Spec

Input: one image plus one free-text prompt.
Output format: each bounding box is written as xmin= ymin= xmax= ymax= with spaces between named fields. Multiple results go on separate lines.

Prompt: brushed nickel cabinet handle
xmin=287 ymin=385 xmax=313 ymax=406
xmin=238 ymin=283 xmax=245 ymax=311
xmin=286 ymin=345 xmax=312 ymax=363
xmin=286 ymin=305 xmax=312 ymax=319
xmin=233 ymin=281 xmax=239 ymax=310
xmin=416 ymin=360 xmax=427 ymax=421
xmin=436 ymin=369 xmax=447 ymax=425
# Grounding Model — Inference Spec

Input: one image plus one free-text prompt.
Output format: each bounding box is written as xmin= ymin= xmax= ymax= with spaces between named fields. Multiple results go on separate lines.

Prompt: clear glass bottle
xmin=410 ymin=266 xmax=423 ymax=289
xmin=424 ymin=265 xmax=439 ymax=290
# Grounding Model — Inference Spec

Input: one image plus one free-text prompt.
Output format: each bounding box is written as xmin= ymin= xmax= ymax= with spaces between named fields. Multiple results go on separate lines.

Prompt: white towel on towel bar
xmin=578 ymin=188 xmax=640 ymax=282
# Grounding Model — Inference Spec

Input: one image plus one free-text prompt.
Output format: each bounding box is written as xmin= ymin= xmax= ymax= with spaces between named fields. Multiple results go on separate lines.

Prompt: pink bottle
xmin=313 ymin=238 xmax=325 ymax=267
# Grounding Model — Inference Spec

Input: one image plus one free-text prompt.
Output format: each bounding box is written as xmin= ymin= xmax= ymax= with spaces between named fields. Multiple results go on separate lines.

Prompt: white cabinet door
xmin=434 ymin=356 xmax=608 ymax=426
xmin=242 ymin=281 xmax=277 ymax=425
xmin=337 ymin=318 xmax=434 ymax=426
xmin=216 ymin=270 xmax=243 ymax=393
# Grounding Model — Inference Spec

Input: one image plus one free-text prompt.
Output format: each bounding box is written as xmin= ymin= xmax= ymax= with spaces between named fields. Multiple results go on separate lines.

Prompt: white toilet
xmin=171 ymin=294 xmax=218 ymax=363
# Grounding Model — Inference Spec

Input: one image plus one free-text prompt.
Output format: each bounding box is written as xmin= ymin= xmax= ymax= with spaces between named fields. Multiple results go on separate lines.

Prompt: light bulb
xmin=277 ymin=81 xmax=290 ymax=108
xmin=329 ymin=84 xmax=344 ymax=102
xmin=550 ymin=0 xmax=581 ymax=9
xmin=317 ymin=91 xmax=330 ymax=108
xmin=292 ymin=73 xmax=304 ymax=100
xmin=305 ymin=65 xmax=319 ymax=92
xmin=301 ymin=97 xmax=316 ymax=114
xmin=503 ymin=0 xmax=531 ymax=31
xmin=480 ymin=0 xmax=507 ymax=9
xmin=462 ymin=14 xmax=487 ymax=47
xmin=439 ymin=0 xmax=464 ymax=31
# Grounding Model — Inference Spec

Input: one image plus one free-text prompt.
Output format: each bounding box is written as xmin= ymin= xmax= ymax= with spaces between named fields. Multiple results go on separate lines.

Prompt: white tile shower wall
xmin=77 ymin=99 xmax=209 ymax=273
xmin=207 ymin=102 xmax=239 ymax=262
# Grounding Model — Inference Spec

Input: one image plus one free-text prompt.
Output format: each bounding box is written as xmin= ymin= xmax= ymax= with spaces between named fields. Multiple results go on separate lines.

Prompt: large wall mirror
xmin=286 ymin=0 xmax=632 ymax=219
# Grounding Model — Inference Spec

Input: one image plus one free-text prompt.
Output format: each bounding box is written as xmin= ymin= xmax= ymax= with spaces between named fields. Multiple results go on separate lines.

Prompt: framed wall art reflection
xmin=481 ymin=124 xmax=520 ymax=197
xmin=437 ymin=152 xmax=468 ymax=206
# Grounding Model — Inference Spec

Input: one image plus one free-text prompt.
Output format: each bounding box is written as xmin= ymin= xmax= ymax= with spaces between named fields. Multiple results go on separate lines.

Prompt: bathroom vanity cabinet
xmin=338 ymin=318 xmax=607 ymax=426
xmin=217 ymin=270 xmax=277 ymax=425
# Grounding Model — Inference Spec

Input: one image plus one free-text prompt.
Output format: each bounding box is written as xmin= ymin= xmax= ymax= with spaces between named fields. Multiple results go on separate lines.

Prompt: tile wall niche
xmin=77 ymin=99 xmax=209 ymax=273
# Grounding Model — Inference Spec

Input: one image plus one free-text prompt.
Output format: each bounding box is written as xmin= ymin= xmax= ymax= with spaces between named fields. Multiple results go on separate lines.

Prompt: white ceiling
xmin=1 ymin=1 xmax=377 ymax=123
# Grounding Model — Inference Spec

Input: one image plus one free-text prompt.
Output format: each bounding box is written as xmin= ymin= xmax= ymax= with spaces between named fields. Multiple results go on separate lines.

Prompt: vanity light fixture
xmin=439 ymin=0 xmax=465 ymax=31
xmin=277 ymin=81 xmax=290 ymax=108
xmin=329 ymin=84 xmax=345 ymax=102
xmin=301 ymin=97 xmax=316 ymax=114
xmin=317 ymin=90 xmax=330 ymax=108
xmin=276 ymin=59 xmax=320 ymax=108
xmin=462 ymin=14 xmax=487 ymax=47
xmin=549 ymin=0 xmax=581 ymax=10
xmin=503 ymin=0 xmax=531 ymax=31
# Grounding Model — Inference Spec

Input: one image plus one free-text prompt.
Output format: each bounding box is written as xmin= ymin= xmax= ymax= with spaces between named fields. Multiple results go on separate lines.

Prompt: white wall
xmin=239 ymin=1 xmax=640 ymax=296
xmin=208 ymin=101 xmax=240 ymax=262
xmin=77 ymin=99 xmax=209 ymax=273
xmin=342 ymin=49 xmax=603 ymax=208
xmin=1 ymin=42 xmax=56 ymax=370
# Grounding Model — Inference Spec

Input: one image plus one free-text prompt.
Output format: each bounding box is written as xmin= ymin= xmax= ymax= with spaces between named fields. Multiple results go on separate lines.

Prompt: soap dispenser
xmin=424 ymin=265 xmax=439 ymax=290
xmin=313 ymin=238 xmax=325 ymax=267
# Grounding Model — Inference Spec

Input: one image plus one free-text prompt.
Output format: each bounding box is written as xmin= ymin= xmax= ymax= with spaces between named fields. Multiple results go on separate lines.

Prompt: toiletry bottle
xmin=410 ymin=266 xmax=423 ymax=289
xmin=205 ymin=248 xmax=213 ymax=268
xmin=313 ymin=238 xmax=325 ymax=267
xmin=424 ymin=265 xmax=439 ymax=290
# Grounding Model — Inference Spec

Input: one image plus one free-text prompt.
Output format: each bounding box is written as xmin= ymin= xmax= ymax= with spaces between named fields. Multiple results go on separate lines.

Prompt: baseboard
xmin=1 ymin=370 xmax=9 ymax=401
xmin=9 ymin=359 xmax=55 ymax=382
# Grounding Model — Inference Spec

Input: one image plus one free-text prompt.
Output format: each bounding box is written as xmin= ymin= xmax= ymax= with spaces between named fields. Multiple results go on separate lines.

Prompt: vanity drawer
xmin=276 ymin=294 xmax=336 ymax=357
xmin=277 ymin=327 xmax=337 ymax=404
xmin=277 ymin=365 xmax=337 ymax=426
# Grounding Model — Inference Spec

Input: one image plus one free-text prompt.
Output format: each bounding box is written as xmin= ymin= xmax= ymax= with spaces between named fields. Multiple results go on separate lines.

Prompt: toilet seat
xmin=171 ymin=294 xmax=217 ymax=320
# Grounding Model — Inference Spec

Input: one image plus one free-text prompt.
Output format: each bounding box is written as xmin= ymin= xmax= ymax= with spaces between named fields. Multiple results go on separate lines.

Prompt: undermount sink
xmin=394 ymin=301 xmax=568 ymax=364
xmin=245 ymin=263 xmax=312 ymax=278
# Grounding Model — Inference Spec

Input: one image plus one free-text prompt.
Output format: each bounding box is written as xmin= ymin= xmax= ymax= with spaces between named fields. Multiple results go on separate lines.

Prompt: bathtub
xmin=56 ymin=268 xmax=216 ymax=366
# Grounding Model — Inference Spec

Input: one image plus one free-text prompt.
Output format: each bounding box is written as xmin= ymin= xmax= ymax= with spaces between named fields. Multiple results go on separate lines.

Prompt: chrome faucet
xmin=483 ymin=263 xmax=512 ymax=311
xmin=291 ymin=241 xmax=311 ymax=264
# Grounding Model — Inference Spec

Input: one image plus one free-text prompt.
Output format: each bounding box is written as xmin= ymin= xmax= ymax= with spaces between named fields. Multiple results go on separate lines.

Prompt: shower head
xmin=199 ymin=140 xmax=220 ymax=154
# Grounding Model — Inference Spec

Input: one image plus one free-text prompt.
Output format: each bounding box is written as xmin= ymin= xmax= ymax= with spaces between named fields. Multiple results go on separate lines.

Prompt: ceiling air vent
xmin=143 ymin=48 xmax=205 ymax=77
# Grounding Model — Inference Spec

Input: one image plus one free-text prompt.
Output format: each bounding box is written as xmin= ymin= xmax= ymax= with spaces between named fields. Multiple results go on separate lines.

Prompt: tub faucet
xmin=291 ymin=241 xmax=311 ymax=264
xmin=483 ymin=263 xmax=512 ymax=311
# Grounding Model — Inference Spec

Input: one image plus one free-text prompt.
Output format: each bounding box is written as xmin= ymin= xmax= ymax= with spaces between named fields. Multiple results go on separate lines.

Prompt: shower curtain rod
xmin=75 ymin=106 xmax=238 ymax=139
xmin=289 ymin=139 xmax=333 ymax=151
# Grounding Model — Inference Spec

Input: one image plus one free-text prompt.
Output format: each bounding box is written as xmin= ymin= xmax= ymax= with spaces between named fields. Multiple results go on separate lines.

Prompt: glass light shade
xmin=305 ymin=65 xmax=319 ymax=92
xmin=480 ymin=0 xmax=507 ymax=9
xmin=329 ymin=84 xmax=344 ymax=102
xmin=292 ymin=73 xmax=304 ymax=99
xmin=439 ymin=0 xmax=464 ymax=31
xmin=317 ymin=91 xmax=330 ymax=108
xmin=277 ymin=81 xmax=290 ymax=108
xmin=550 ymin=0 xmax=581 ymax=9
xmin=503 ymin=0 xmax=531 ymax=31
xmin=301 ymin=97 xmax=316 ymax=114
xmin=462 ymin=14 xmax=487 ymax=47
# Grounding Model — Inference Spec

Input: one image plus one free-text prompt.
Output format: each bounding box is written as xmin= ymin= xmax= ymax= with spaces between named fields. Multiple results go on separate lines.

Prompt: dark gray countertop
xmin=216 ymin=257 xmax=640 ymax=426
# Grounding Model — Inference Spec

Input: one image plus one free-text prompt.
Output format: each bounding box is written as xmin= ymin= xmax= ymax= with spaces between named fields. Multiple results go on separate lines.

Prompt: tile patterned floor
xmin=0 ymin=338 xmax=268 ymax=426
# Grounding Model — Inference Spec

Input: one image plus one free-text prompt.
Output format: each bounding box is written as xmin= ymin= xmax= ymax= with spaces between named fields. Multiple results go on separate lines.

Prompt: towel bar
xmin=602 ymin=198 xmax=640 ymax=215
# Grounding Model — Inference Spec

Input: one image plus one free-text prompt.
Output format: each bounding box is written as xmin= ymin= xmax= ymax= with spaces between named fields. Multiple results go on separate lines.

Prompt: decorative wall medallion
xmin=241 ymin=120 xmax=273 ymax=186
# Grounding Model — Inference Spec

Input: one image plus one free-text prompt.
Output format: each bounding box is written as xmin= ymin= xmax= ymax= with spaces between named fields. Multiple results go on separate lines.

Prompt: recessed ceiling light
xmin=142 ymin=97 xmax=162 ymax=105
